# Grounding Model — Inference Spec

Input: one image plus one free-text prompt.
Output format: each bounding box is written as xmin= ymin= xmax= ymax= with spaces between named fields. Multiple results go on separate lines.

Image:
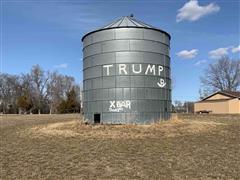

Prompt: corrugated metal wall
xmin=82 ymin=27 xmax=171 ymax=124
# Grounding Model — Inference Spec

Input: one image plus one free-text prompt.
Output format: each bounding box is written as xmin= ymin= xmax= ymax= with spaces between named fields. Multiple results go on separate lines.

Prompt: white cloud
xmin=177 ymin=0 xmax=220 ymax=22
xmin=176 ymin=49 xmax=198 ymax=59
xmin=208 ymin=47 xmax=229 ymax=59
xmin=232 ymin=45 xmax=240 ymax=53
xmin=195 ymin=60 xmax=207 ymax=66
xmin=54 ymin=63 xmax=68 ymax=69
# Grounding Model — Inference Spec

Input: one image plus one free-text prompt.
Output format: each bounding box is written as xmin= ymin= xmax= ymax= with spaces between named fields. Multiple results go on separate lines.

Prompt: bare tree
xmin=200 ymin=56 xmax=240 ymax=96
xmin=30 ymin=65 xmax=49 ymax=114
xmin=46 ymin=71 xmax=76 ymax=113
xmin=198 ymin=88 xmax=209 ymax=100
xmin=0 ymin=65 xmax=80 ymax=114
xmin=0 ymin=74 xmax=20 ymax=113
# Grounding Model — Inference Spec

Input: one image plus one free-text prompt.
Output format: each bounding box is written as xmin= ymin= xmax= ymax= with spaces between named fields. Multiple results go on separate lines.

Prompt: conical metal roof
xmin=100 ymin=15 xmax=156 ymax=29
xmin=82 ymin=15 xmax=170 ymax=41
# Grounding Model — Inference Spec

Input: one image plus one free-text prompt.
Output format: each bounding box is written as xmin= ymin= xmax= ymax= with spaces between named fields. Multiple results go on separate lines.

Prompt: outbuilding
xmin=194 ymin=91 xmax=240 ymax=114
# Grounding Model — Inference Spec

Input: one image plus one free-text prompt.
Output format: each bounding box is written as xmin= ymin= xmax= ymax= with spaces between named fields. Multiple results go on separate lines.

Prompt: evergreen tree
xmin=17 ymin=91 xmax=33 ymax=114
xmin=57 ymin=88 xmax=80 ymax=113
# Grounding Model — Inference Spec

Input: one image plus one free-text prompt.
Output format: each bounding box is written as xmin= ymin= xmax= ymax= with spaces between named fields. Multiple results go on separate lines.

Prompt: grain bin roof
xmin=81 ymin=15 xmax=171 ymax=41
xmin=101 ymin=15 xmax=155 ymax=28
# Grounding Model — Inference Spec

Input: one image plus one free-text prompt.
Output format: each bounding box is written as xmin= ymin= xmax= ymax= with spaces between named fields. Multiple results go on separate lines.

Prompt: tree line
xmin=0 ymin=65 xmax=81 ymax=114
xmin=1 ymin=57 xmax=239 ymax=114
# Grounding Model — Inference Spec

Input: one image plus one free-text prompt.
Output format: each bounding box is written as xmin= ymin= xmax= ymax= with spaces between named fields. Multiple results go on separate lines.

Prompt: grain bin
xmin=82 ymin=15 xmax=171 ymax=124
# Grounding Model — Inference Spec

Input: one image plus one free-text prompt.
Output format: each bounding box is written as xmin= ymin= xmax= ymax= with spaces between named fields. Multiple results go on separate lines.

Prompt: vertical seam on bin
xmin=117 ymin=17 xmax=125 ymax=27
xmin=128 ymin=17 xmax=138 ymax=26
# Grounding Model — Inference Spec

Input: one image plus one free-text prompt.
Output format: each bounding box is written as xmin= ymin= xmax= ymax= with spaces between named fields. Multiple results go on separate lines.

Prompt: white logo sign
xmin=103 ymin=64 xmax=167 ymax=88
xmin=103 ymin=64 xmax=164 ymax=76
xmin=109 ymin=100 xmax=131 ymax=112
xmin=157 ymin=78 xmax=166 ymax=88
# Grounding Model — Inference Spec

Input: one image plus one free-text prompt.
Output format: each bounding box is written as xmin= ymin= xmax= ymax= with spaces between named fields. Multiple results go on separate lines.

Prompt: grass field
xmin=1 ymin=114 xmax=239 ymax=179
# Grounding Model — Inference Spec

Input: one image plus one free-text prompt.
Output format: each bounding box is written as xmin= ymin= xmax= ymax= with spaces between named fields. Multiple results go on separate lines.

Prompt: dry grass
xmin=1 ymin=114 xmax=240 ymax=179
xmin=27 ymin=118 xmax=224 ymax=139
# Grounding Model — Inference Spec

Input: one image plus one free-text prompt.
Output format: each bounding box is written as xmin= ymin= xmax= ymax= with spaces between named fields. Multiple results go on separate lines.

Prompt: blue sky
xmin=1 ymin=0 xmax=239 ymax=101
